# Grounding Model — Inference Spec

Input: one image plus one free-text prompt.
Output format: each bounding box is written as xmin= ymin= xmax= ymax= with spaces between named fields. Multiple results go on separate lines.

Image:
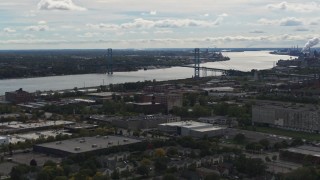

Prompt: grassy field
xmin=245 ymin=126 xmax=320 ymax=141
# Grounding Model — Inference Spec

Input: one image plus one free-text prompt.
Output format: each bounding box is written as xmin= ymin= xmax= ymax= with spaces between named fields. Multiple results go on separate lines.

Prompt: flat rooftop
xmin=0 ymin=120 xmax=74 ymax=130
xmin=192 ymin=126 xmax=226 ymax=132
xmin=87 ymin=92 xmax=114 ymax=97
xmin=34 ymin=136 xmax=142 ymax=154
xmin=285 ymin=145 xmax=320 ymax=157
xmin=160 ymin=121 xmax=211 ymax=128
xmin=202 ymin=87 xmax=234 ymax=92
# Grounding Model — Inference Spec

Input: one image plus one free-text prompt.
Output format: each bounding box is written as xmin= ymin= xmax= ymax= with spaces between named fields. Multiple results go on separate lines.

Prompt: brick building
xmin=5 ymin=88 xmax=34 ymax=104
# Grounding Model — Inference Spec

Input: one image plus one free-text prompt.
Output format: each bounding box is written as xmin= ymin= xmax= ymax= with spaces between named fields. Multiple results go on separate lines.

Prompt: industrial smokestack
xmin=302 ymin=37 xmax=320 ymax=52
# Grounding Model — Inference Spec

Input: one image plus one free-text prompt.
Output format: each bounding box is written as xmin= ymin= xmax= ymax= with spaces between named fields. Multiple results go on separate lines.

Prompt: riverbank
xmin=0 ymin=51 xmax=292 ymax=95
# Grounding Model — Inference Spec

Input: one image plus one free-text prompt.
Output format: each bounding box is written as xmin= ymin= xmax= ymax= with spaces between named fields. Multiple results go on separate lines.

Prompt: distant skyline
xmin=1 ymin=0 xmax=320 ymax=49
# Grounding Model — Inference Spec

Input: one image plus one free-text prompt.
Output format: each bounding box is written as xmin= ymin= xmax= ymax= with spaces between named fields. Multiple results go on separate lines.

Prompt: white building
xmin=158 ymin=121 xmax=227 ymax=138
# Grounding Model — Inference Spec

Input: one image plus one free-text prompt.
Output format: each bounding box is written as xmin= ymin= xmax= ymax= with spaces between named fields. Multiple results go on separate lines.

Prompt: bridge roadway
xmin=179 ymin=65 xmax=231 ymax=73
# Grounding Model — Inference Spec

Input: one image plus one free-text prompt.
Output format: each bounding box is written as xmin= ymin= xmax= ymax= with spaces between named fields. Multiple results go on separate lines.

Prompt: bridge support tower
xmin=107 ymin=48 xmax=113 ymax=75
xmin=194 ymin=48 xmax=200 ymax=78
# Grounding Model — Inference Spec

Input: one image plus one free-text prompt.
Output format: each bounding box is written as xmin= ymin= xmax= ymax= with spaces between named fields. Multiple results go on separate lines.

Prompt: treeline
xmin=0 ymin=50 xmax=191 ymax=79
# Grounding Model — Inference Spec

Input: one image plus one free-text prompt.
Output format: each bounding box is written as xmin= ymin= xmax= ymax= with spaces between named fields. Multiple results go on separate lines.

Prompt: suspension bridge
xmin=106 ymin=48 xmax=245 ymax=78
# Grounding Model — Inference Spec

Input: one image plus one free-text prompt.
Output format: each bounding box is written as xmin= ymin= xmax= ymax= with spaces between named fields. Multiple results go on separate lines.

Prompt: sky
xmin=0 ymin=0 xmax=320 ymax=49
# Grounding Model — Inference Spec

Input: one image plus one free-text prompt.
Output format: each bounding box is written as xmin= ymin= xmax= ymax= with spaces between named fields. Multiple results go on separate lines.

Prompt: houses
xmin=167 ymin=155 xmax=224 ymax=171
xmin=97 ymin=152 xmax=135 ymax=176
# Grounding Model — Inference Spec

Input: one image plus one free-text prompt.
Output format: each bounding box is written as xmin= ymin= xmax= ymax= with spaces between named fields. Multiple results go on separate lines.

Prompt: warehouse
xmin=33 ymin=136 xmax=142 ymax=157
xmin=158 ymin=121 xmax=227 ymax=138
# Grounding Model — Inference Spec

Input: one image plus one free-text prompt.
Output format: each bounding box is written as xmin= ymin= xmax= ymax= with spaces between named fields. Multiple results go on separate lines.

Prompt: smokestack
xmin=302 ymin=37 xmax=320 ymax=52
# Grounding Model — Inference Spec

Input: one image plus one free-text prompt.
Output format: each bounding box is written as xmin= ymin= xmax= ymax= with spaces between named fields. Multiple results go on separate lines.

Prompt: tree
xmin=10 ymin=165 xmax=30 ymax=180
xmin=166 ymin=147 xmax=178 ymax=157
xmin=233 ymin=133 xmax=246 ymax=144
xmin=121 ymin=170 xmax=131 ymax=180
xmin=37 ymin=171 xmax=50 ymax=180
xmin=265 ymin=156 xmax=271 ymax=162
xmin=155 ymin=148 xmax=166 ymax=157
xmin=285 ymin=167 xmax=319 ymax=180
xmin=235 ymin=155 xmax=266 ymax=177
xmin=137 ymin=165 xmax=149 ymax=177
xmin=259 ymin=139 xmax=270 ymax=149
xmin=154 ymin=157 xmax=168 ymax=171
xmin=43 ymin=160 xmax=56 ymax=167
xmin=141 ymin=158 xmax=152 ymax=166
xmin=204 ymin=173 xmax=220 ymax=180
xmin=291 ymin=138 xmax=304 ymax=147
xmin=93 ymin=173 xmax=110 ymax=180
xmin=162 ymin=173 xmax=177 ymax=180
xmin=30 ymin=159 xmax=37 ymax=167
xmin=111 ymin=169 xmax=120 ymax=179
xmin=53 ymin=177 xmax=68 ymax=180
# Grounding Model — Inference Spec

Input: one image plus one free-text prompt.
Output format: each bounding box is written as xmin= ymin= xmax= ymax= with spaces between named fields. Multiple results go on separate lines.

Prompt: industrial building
xmin=0 ymin=120 xmax=74 ymax=134
xmin=33 ymin=136 xmax=142 ymax=157
xmin=252 ymin=101 xmax=320 ymax=133
xmin=158 ymin=121 xmax=227 ymax=138
xmin=280 ymin=145 xmax=320 ymax=164
xmin=198 ymin=116 xmax=238 ymax=127
xmin=5 ymin=88 xmax=34 ymax=104
xmin=131 ymin=102 xmax=166 ymax=114
xmin=111 ymin=114 xmax=181 ymax=130
xmin=140 ymin=93 xmax=183 ymax=112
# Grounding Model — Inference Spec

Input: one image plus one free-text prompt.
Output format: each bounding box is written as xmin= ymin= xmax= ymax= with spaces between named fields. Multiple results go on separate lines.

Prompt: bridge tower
xmin=107 ymin=48 xmax=113 ymax=75
xmin=194 ymin=48 xmax=200 ymax=78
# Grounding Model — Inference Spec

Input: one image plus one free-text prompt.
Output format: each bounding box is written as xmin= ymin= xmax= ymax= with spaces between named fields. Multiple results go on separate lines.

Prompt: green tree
xmin=259 ymin=139 xmax=270 ymax=149
xmin=53 ymin=176 xmax=68 ymax=180
xmin=137 ymin=165 xmax=149 ymax=177
xmin=233 ymin=133 xmax=246 ymax=144
xmin=162 ymin=173 xmax=177 ymax=180
xmin=111 ymin=169 xmax=120 ymax=179
xmin=166 ymin=147 xmax=178 ymax=157
xmin=154 ymin=157 xmax=168 ymax=171
xmin=285 ymin=167 xmax=319 ymax=180
xmin=10 ymin=165 xmax=30 ymax=180
xmin=121 ymin=170 xmax=131 ymax=180
xmin=235 ymin=155 xmax=266 ymax=177
xmin=30 ymin=159 xmax=37 ymax=167
xmin=204 ymin=173 xmax=220 ymax=180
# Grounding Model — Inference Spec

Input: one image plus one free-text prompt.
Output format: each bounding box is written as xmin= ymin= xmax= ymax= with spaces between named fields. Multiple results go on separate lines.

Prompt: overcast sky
xmin=0 ymin=0 xmax=319 ymax=49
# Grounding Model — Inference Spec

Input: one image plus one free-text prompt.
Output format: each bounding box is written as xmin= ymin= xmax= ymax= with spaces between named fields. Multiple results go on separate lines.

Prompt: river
xmin=0 ymin=51 xmax=292 ymax=95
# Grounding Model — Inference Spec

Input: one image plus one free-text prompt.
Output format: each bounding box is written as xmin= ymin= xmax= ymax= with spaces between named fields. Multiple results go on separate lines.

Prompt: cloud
xmin=24 ymin=21 xmax=49 ymax=32
xmin=280 ymin=17 xmax=303 ymax=26
xmin=267 ymin=1 xmax=287 ymax=10
xmin=258 ymin=17 xmax=303 ymax=26
xmin=267 ymin=1 xmax=320 ymax=13
xmin=3 ymin=28 xmax=16 ymax=33
xmin=154 ymin=30 xmax=173 ymax=34
xmin=38 ymin=0 xmax=86 ymax=11
xmin=295 ymin=28 xmax=309 ymax=32
xmin=149 ymin=10 xmax=157 ymax=15
xmin=87 ymin=16 xmax=225 ymax=31
xmin=250 ymin=30 xmax=265 ymax=34
xmin=25 ymin=25 xmax=49 ymax=31
xmin=218 ymin=13 xmax=228 ymax=17
xmin=38 ymin=21 xmax=47 ymax=25
xmin=78 ymin=32 xmax=99 ymax=38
